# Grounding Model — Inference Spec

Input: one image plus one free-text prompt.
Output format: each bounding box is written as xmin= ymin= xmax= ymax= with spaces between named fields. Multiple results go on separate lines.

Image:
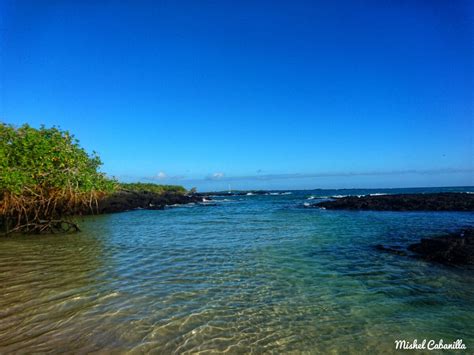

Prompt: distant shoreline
xmin=196 ymin=185 xmax=474 ymax=194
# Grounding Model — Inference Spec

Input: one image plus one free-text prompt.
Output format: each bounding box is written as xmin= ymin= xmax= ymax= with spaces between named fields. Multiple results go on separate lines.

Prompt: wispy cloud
xmin=206 ymin=172 xmax=225 ymax=180
xmin=198 ymin=168 xmax=474 ymax=183
xmin=119 ymin=167 xmax=473 ymax=184
xmin=141 ymin=172 xmax=186 ymax=181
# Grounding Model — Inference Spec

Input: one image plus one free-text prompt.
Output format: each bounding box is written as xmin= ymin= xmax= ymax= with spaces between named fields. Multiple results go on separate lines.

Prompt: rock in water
xmin=408 ymin=228 xmax=474 ymax=265
xmin=315 ymin=193 xmax=474 ymax=211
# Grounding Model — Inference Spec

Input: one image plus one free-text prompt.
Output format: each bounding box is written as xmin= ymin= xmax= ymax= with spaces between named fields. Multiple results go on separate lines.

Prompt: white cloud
xmin=156 ymin=171 xmax=167 ymax=179
xmin=207 ymin=172 xmax=225 ymax=180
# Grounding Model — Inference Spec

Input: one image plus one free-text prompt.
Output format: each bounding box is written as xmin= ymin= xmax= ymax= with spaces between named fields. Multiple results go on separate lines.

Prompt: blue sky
xmin=1 ymin=0 xmax=472 ymax=191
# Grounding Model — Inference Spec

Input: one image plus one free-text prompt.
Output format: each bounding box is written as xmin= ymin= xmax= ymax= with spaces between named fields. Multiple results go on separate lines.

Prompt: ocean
xmin=1 ymin=187 xmax=473 ymax=353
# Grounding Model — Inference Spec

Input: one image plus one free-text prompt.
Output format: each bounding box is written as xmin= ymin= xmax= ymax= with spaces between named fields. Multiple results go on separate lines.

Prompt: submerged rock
xmin=408 ymin=228 xmax=474 ymax=265
xmin=314 ymin=193 xmax=474 ymax=211
xmin=374 ymin=244 xmax=408 ymax=256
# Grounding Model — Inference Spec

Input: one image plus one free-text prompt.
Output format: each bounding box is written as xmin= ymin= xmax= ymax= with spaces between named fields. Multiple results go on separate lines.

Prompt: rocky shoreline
xmin=0 ymin=190 xmax=210 ymax=235
xmin=94 ymin=190 xmax=208 ymax=214
xmin=312 ymin=193 xmax=474 ymax=211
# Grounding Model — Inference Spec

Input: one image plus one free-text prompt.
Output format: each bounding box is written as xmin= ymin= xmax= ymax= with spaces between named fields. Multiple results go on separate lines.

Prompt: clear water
xmin=1 ymin=187 xmax=473 ymax=353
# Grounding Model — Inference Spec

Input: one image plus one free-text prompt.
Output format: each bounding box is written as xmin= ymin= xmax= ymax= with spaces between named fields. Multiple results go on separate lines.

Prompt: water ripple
xmin=1 ymin=193 xmax=474 ymax=352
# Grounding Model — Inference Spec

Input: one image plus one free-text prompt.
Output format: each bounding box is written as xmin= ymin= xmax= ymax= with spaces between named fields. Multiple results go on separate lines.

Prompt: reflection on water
xmin=0 ymin=191 xmax=473 ymax=353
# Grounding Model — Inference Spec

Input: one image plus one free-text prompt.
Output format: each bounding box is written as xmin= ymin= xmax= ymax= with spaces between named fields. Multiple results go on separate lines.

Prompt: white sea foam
xmin=369 ymin=193 xmax=388 ymax=196
xmin=331 ymin=194 xmax=365 ymax=198
xmin=166 ymin=203 xmax=196 ymax=208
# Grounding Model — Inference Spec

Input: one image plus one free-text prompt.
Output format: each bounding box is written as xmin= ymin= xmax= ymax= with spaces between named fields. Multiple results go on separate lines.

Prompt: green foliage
xmin=0 ymin=123 xmax=115 ymax=196
xmin=0 ymin=123 xmax=116 ymax=234
xmin=119 ymin=182 xmax=187 ymax=195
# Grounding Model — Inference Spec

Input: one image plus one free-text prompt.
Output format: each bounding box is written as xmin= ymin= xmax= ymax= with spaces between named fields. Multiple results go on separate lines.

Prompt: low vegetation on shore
xmin=119 ymin=183 xmax=186 ymax=195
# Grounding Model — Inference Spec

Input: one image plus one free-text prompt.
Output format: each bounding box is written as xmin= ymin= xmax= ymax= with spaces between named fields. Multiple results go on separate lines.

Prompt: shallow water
xmin=1 ymin=188 xmax=473 ymax=353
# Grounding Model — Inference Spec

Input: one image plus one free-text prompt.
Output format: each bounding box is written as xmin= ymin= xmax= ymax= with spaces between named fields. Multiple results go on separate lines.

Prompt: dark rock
xmin=408 ymin=228 xmax=474 ymax=265
xmin=95 ymin=191 xmax=206 ymax=214
xmin=314 ymin=193 xmax=474 ymax=211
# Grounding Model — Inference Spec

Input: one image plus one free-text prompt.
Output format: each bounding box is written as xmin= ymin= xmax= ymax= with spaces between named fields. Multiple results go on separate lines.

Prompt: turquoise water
xmin=1 ymin=187 xmax=473 ymax=353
